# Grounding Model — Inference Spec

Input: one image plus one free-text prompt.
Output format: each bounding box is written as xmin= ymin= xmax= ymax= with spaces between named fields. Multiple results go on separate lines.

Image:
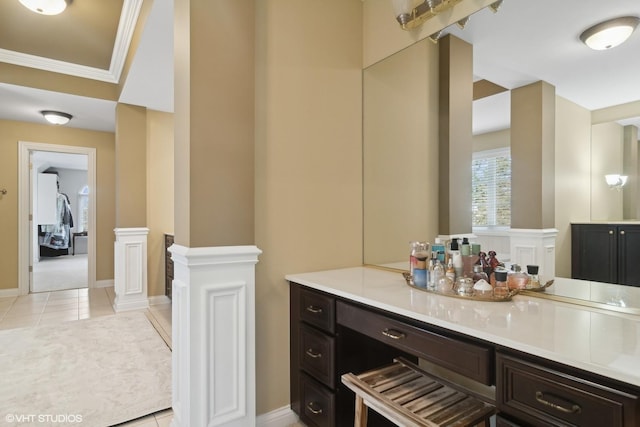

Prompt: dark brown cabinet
xmin=572 ymin=223 xmax=640 ymax=286
xmin=164 ymin=233 xmax=174 ymax=299
xmin=497 ymin=351 xmax=640 ymax=427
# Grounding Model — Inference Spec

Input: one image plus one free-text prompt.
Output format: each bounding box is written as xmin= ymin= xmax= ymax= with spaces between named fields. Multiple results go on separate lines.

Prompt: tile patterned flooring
xmin=0 ymin=287 xmax=175 ymax=426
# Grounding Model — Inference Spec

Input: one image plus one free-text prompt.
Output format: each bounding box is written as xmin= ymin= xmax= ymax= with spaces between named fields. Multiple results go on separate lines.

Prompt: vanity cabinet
xmin=290 ymin=282 xmax=494 ymax=426
xmin=496 ymin=351 xmax=640 ymax=426
xmin=571 ymin=223 xmax=640 ymax=286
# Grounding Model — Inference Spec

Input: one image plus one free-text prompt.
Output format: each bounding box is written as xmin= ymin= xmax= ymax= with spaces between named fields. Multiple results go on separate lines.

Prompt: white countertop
xmin=286 ymin=266 xmax=640 ymax=388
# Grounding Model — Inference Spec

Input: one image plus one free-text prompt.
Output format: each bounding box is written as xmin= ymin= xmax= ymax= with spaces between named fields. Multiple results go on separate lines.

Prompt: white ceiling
xmin=0 ymin=0 xmax=638 ymax=135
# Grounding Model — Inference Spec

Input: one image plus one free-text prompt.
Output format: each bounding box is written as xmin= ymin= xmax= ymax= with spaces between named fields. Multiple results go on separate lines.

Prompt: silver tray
xmin=402 ymin=272 xmax=554 ymax=302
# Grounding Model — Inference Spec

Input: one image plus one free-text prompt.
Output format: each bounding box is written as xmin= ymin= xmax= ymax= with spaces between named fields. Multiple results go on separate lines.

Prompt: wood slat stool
xmin=341 ymin=358 xmax=495 ymax=427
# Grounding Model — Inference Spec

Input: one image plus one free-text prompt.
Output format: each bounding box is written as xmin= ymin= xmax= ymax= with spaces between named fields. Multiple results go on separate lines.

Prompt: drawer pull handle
xmin=306 ymin=305 xmax=323 ymax=314
xmin=535 ymin=391 xmax=582 ymax=415
xmin=305 ymin=348 xmax=322 ymax=359
xmin=382 ymin=328 xmax=406 ymax=340
xmin=609 ymin=230 xmax=614 ymax=235
xmin=306 ymin=401 xmax=323 ymax=415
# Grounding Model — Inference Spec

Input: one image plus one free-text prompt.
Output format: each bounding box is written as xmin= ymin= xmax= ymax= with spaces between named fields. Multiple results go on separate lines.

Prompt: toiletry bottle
xmin=446 ymin=259 xmax=456 ymax=282
xmin=449 ymin=238 xmax=463 ymax=279
xmin=461 ymin=237 xmax=471 ymax=256
xmin=431 ymin=260 xmax=444 ymax=291
xmin=432 ymin=238 xmax=446 ymax=263
xmin=409 ymin=241 xmax=419 ymax=277
xmin=413 ymin=256 xmax=427 ymax=288
xmin=507 ymin=264 xmax=529 ymax=289
xmin=527 ymin=265 xmax=540 ymax=288
xmin=472 ymin=264 xmax=489 ymax=283
xmin=493 ymin=270 xmax=509 ymax=298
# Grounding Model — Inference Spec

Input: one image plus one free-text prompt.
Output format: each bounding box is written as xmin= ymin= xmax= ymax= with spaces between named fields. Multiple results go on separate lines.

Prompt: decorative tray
xmin=402 ymin=272 xmax=554 ymax=302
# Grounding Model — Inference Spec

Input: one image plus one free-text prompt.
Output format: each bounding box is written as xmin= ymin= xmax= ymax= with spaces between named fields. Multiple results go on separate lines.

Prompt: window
xmin=472 ymin=148 xmax=511 ymax=227
xmin=77 ymin=185 xmax=89 ymax=232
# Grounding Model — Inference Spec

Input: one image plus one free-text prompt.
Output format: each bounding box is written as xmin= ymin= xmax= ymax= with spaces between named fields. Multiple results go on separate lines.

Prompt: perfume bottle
xmin=527 ymin=265 xmax=540 ymax=288
xmin=430 ymin=260 xmax=444 ymax=291
xmin=493 ymin=270 xmax=509 ymax=298
xmin=507 ymin=264 xmax=529 ymax=289
xmin=446 ymin=259 xmax=456 ymax=282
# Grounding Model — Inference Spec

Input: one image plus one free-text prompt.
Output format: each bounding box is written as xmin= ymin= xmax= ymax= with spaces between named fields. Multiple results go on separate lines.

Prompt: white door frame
xmin=18 ymin=141 xmax=97 ymax=295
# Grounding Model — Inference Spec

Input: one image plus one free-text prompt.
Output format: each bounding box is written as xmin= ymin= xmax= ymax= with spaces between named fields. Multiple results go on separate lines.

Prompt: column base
xmin=113 ymin=227 xmax=150 ymax=313
xmin=170 ymin=244 xmax=261 ymax=427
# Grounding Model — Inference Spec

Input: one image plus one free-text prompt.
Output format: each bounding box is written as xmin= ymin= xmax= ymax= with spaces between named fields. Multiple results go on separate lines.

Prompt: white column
xmin=509 ymin=228 xmax=558 ymax=278
xmin=113 ymin=227 xmax=150 ymax=312
xmin=170 ymin=245 xmax=261 ymax=427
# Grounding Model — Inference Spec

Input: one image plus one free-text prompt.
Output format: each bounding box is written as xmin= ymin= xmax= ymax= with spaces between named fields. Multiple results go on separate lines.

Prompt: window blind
xmin=472 ymin=147 xmax=511 ymax=227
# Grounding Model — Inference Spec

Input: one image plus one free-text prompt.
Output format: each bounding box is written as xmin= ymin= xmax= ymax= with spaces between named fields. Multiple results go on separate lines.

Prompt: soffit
xmin=0 ymin=0 xmax=142 ymax=83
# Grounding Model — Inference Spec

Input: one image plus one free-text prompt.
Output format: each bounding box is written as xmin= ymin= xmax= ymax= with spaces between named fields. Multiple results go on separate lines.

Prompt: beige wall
xmin=174 ymin=0 xmax=255 ymax=248
xmin=555 ymin=97 xmax=591 ymax=278
xmin=255 ymin=0 xmax=363 ymax=414
xmin=473 ymin=129 xmax=509 ymax=151
xmin=146 ymin=110 xmax=174 ymax=297
xmin=363 ymin=38 xmax=439 ymax=265
xmin=591 ymin=121 xmax=625 ymax=221
xmin=0 ymin=119 xmax=115 ymax=289
xmin=115 ymin=103 xmax=148 ymax=227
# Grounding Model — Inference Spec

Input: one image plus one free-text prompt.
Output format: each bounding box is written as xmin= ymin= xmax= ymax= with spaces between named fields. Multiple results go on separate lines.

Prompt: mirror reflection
xmin=363 ymin=0 xmax=640 ymax=310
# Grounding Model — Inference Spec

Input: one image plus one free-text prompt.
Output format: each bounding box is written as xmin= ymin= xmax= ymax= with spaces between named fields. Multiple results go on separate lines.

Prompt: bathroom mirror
xmin=363 ymin=0 xmax=640 ymax=311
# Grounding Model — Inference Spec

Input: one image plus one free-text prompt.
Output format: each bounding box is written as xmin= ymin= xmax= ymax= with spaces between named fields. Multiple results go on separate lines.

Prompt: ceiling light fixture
xmin=18 ymin=0 xmax=71 ymax=16
xmin=580 ymin=16 xmax=639 ymax=50
xmin=41 ymin=110 xmax=73 ymax=126
xmin=391 ymin=0 xmax=464 ymax=30
xmin=605 ymin=174 xmax=628 ymax=190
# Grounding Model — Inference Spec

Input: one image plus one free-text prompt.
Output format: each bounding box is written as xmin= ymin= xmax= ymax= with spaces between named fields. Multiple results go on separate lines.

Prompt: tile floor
xmin=0 ymin=287 xmax=175 ymax=425
xmin=0 ymin=287 xmax=115 ymax=329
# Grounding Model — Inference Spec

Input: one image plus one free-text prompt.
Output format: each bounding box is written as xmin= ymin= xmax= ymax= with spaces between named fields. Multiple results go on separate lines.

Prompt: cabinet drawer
xmin=300 ymin=373 xmax=335 ymax=427
xmin=300 ymin=288 xmax=335 ymax=334
xmin=300 ymin=324 xmax=335 ymax=389
xmin=497 ymin=352 xmax=640 ymax=427
xmin=337 ymin=301 xmax=493 ymax=385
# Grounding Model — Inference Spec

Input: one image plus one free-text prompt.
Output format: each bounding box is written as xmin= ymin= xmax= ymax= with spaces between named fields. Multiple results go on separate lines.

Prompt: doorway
xmin=18 ymin=142 xmax=97 ymax=295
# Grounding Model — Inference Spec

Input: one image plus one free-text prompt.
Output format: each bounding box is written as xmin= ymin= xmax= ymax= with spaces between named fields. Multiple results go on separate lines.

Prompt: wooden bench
xmin=341 ymin=358 xmax=495 ymax=427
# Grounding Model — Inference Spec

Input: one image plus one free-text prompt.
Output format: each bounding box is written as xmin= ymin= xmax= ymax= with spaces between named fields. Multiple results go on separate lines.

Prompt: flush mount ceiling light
xmin=41 ymin=110 xmax=72 ymax=125
xmin=580 ymin=16 xmax=640 ymax=50
xmin=19 ymin=0 xmax=71 ymax=15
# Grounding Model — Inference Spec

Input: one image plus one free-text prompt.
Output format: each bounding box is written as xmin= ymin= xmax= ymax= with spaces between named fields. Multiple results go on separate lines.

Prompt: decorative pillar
xmin=113 ymin=227 xmax=150 ymax=312
xmin=170 ymin=245 xmax=261 ymax=427
xmin=438 ymin=35 xmax=473 ymax=236
xmin=509 ymin=228 xmax=558 ymax=278
xmin=510 ymin=81 xmax=557 ymax=276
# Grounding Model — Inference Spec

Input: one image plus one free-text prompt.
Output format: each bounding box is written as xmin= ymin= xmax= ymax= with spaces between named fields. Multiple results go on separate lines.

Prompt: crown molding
xmin=0 ymin=0 xmax=143 ymax=84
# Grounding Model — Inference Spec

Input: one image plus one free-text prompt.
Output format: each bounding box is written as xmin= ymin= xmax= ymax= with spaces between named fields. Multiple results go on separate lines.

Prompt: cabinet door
xmin=618 ymin=225 xmax=640 ymax=286
xmin=572 ymin=224 xmax=617 ymax=283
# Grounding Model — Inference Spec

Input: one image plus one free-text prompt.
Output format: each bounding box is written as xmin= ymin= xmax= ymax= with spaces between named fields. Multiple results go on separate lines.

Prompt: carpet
xmin=0 ymin=311 xmax=172 ymax=427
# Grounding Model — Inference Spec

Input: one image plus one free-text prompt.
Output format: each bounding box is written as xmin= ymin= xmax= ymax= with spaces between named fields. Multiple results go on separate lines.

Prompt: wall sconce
xmin=580 ymin=16 xmax=639 ymax=50
xmin=605 ymin=174 xmax=628 ymax=190
xmin=41 ymin=110 xmax=73 ymax=126
xmin=19 ymin=0 xmax=72 ymax=15
xmin=391 ymin=0 xmax=464 ymax=30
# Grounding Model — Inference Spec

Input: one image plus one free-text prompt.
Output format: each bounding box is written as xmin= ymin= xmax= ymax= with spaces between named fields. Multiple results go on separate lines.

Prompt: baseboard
xmin=0 ymin=288 xmax=20 ymax=297
xmin=256 ymin=405 xmax=299 ymax=427
xmin=149 ymin=295 xmax=171 ymax=305
xmin=94 ymin=279 xmax=114 ymax=288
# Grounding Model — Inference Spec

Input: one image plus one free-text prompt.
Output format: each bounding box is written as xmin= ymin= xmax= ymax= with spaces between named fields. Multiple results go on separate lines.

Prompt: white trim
xmin=113 ymin=228 xmax=150 ymax=312
xmin=149 ymin=295 xmax=171 ymax=305
xmin=18 ymin=141 xmax=97 ymax=296
xmin=0 ymin=288 xmax=20 ymax=298
xmin=0 ymin=0 xmax=142 ymax=83
xmin=256 ymin=406 xmax=299 ymax=427
xmin=95 ymin=280 xmax=115 ymax=288
xmin=170 ymin=244 xmax=261 ymax=427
